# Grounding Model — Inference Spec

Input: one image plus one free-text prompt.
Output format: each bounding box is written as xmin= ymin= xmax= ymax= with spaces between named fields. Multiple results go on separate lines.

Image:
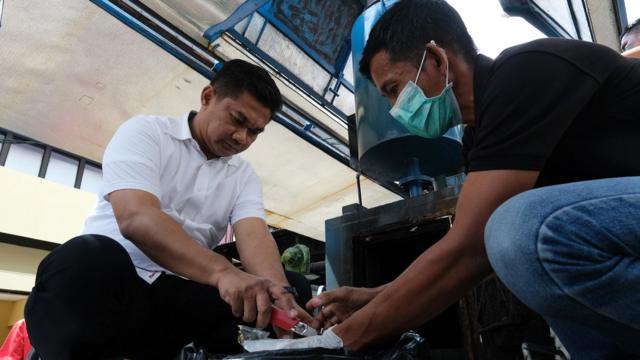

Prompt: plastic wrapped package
xmin=174 ymin=328 xmax=429 ymax=359
xmin=224 ymin=348 xmax=361 ymax=359
xmin=223 ymin=331 xmax=429 ymax=359
xmin=240 ymin=328 xmax=343 ymax=352
xmin=238 ymin=325 xmax=271 ymax=343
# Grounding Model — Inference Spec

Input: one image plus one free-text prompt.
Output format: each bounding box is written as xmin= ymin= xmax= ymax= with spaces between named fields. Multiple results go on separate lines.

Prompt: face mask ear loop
xmin=415 ymin=49 xmax=427 ymax=83
xmin=444 ymin=51 xmax=450 ymax=85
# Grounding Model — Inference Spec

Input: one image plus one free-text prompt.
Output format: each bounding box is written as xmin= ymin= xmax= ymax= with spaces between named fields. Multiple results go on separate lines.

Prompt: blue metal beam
xmin=0 ymin=0 xmax=5 ymax=28
xmin=273 ymin=113 xmax=348 ymax=166
xmin=90 ymin=0 xmax=220 ymax=80
xmin=614 ymin=0 xmax=629 ymax=32
xmin=203 ymin=0 xmax=270 ymax=42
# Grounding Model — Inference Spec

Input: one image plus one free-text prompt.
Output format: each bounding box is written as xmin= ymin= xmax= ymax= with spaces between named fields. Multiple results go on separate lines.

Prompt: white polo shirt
xmin=81 ymin=113 xmax=265 ymax=283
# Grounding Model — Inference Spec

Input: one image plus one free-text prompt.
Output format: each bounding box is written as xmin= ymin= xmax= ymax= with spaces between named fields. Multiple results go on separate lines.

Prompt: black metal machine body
xmin=325 ymin=186 xmax=459 ymax=290
xmin=325 ymin=187 xmax=466 ymax=357
xmin=325 ymin=186 xmax=555 ymax=359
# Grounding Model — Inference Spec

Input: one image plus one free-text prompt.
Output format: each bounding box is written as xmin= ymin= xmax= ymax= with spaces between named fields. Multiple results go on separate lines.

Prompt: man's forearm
xmin=121 ymin=208 xmax=235 ymax=286
xmin=234 ymin=218 xmax=289 ymax=285
xmin=334 ymin=228 xmax=492 ymax=349
xmin=239 ymin=236 xmax=288 ymax=285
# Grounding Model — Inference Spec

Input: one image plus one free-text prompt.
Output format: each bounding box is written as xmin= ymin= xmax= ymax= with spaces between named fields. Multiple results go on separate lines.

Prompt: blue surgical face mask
xmin=389 ymin=46 xmax=462 ymax=138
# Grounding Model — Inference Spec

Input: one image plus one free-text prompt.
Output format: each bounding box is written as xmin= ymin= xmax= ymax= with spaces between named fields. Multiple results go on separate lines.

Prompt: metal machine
xmin=351 ymin=0 xmax=464 ymax=197
xmin=326 ymin=0 xmax=465 ymax=299
xmin=325 ymin=2 xmax=468 ymax=356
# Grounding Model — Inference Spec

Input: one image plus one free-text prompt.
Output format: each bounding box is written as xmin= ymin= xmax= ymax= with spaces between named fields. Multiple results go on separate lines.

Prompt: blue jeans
xmin=485 ymin=177 xmax=640 ymax=360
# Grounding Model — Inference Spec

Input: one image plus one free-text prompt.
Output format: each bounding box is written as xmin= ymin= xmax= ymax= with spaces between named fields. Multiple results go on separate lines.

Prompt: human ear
xmin=201 ymin=85 xmax=215 ymax=106
xmin=427 ymin=41 xmax=448 ymax=78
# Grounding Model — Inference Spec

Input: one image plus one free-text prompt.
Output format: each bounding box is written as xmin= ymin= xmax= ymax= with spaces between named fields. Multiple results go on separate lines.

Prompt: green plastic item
xmin=280 ymin=244 xmax=311 ymax=274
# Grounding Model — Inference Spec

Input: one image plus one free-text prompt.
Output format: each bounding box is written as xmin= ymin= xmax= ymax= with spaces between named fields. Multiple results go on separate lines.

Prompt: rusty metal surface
xmin=269 ymin=0 xmax=362 ymax=67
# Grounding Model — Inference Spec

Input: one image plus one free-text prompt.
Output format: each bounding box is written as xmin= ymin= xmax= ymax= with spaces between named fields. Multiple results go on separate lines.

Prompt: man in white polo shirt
xmin=25 ymin=59 xmax=311 ymax=359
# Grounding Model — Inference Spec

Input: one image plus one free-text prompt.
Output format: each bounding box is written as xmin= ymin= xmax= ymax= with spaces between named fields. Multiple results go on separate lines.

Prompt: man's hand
xmin=215 ymin=269 xmax=314 ymax=335
xmin=232 ymin=217 xmax=314 ymax=336
xmin=215 ymin=267 xmax=276 ymax=329
xmin=271 ymin=287 xmax=314 ymax=338
xmin=305 ymin=286 xmax=383 ymax=330
xmin=272 ymin=289 xmax=314 ymax=323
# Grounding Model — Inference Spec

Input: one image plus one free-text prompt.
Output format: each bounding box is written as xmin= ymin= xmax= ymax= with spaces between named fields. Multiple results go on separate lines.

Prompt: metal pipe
xmin=273 ymin=113 xmax=349 ymax=166
xmin=90 ymin=0 xmax=219 ymax=79
xmin=407 ymin=157 xmax=424 ymax=198
xmin=356 ymin=171 xmax=363 ymax=206
xmin=0 ymin=0 xmax=4 ymax=28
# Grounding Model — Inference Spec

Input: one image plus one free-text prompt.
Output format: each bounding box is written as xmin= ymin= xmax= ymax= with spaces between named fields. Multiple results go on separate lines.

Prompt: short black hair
xmin=621 ymin=17 xmax=640 ymax=40
xmin=211 ymin=59 xmax=282 ymax=115
xmin=360 ymin=0 xmax=476 ymax=81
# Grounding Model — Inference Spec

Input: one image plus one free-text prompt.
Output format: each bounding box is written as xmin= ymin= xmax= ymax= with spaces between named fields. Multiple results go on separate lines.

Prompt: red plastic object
xmin=0 ymin=319 xmax=31 ymax=360
xmin=270 ymin=305 xmax=298 ymax=331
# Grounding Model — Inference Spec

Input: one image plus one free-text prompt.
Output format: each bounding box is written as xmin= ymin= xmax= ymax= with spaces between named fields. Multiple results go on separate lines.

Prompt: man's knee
xmin=485 ymin=191 xmax=542 ymax=277
xmin=27 ymin=235 xmax=139 ymax=358
xmin=35 ymin=235 xmax=133 ymax=289
xmin=482 ymin=189 xmax=570 ymax=316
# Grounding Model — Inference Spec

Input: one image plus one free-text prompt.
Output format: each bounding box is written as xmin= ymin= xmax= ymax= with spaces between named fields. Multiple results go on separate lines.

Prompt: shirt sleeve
xmin=230 ymin=165 xmax=266 ymax=224
xmin=467 ymin=52 xmax=601 ymax=172
xmin=101 ymin=115 xmax=162 ymax=200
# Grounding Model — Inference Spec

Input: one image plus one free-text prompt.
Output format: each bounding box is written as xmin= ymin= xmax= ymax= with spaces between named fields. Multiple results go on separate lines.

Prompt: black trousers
xmin=25 ymin=235 xmax=310 ymax=360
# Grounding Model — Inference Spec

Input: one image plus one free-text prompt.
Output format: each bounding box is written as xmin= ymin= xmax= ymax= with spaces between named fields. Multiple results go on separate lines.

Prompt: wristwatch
xmin=282 ymin=285 xmax=299 ymax=298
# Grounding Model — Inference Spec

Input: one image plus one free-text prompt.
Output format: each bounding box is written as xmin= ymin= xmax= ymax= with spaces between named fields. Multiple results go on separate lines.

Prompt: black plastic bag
xmin=176 ymin=342 xmax=228 ymax=360
xmin=378 ymin=331 xmax=429 ymax=360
